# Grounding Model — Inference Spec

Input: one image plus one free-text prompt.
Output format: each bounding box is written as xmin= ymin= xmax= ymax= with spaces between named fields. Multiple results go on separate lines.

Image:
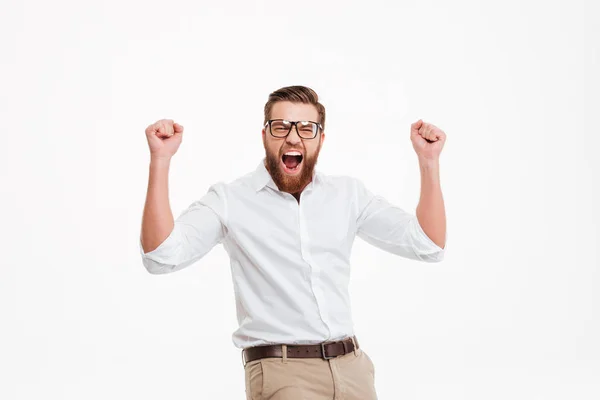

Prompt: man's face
xmin=262 ymin=101 xmax=325 ymax=195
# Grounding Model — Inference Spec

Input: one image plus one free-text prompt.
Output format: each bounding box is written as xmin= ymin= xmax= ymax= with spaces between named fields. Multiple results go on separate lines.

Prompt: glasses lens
xmin=297 ymin=121 xmax=317 ymax=138
xmin=270 ymin=120 xmax=290 ymax=137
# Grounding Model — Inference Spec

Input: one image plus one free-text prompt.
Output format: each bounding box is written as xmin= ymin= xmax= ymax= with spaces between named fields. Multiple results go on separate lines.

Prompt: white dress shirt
xmin=139 ymin=159 xmax=446 ymax=349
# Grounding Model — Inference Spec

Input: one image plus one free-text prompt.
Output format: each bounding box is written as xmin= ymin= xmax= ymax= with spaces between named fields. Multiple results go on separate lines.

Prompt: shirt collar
xmin=253 ymin=157 xmax=321 ymax=192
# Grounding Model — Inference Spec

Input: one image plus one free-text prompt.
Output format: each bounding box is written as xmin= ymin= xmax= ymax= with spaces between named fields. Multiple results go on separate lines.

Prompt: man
xmin=139 ymin=85 xmax=447 ymax=399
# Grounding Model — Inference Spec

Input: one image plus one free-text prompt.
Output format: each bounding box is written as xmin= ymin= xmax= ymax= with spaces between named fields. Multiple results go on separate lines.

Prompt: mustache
xmin=280 ymin=148 xmax=305 ymax=155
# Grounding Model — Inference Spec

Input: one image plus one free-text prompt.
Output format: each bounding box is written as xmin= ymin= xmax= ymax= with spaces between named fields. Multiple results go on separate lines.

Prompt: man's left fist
xmin=410 ymin=119 xmax=446 ymax=161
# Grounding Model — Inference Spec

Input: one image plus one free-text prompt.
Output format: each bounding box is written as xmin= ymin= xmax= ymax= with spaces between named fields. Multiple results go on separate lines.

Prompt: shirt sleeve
xmin=139 ymin=182 xmax=228 ymax=274
xmin=354 ymin=177 xmax=446 ymax=263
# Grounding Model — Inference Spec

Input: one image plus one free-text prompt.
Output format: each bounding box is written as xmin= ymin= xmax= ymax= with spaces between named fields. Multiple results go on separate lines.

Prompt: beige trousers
xmin=244 ymin=344 xmax=377 ymax=400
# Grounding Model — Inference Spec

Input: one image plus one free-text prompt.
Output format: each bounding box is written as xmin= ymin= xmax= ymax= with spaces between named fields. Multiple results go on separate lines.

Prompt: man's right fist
xmin=145 ymin=119 xmax=184 ymax=160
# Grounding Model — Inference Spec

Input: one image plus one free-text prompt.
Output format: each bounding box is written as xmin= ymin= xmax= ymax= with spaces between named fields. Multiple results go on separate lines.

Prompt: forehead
xmin=270 ymin=101 xmax=319 ymax=121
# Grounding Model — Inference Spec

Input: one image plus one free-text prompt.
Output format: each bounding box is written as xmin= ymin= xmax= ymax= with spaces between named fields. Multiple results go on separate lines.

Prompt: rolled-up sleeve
xmin=354 ymin=178 xmax=446 ymax=262
xmin=140 ymin=182 xmax=228 ymax=274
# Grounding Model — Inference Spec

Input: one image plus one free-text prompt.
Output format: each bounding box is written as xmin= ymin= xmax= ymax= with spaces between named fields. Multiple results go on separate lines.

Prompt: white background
xmin=1 ymin=0 xmax=598 ymax=399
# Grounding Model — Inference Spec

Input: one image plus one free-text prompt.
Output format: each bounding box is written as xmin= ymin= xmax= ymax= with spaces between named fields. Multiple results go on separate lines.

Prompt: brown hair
xmin=263 ymin=85 xmax=326 ymax=131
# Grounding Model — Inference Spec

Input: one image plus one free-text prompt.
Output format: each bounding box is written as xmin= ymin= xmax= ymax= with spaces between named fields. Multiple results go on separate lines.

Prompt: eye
xmin=271 ymin=121 xmax=289 ymax=129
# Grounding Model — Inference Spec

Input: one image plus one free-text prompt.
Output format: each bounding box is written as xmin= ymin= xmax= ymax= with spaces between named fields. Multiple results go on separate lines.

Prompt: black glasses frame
xmin=264 ymin=119 xmax=323 ymax=139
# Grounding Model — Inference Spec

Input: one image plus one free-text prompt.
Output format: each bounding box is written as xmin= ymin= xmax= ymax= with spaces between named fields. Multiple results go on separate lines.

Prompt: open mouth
xmin=281 ymin=152 xmax=303 ymax=174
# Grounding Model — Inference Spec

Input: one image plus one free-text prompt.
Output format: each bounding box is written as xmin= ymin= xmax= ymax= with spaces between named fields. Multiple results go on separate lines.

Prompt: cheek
xmin=306 ymin=144 xmax=319 ymax=157
xmin=270 ymin=145 xmax=283 ymax=158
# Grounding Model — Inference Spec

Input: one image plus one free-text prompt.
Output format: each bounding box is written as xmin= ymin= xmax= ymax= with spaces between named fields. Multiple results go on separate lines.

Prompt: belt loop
xmin=351 ymin=336 xmax=358 ymax=356
xmin=282 ymin=344 xmax=288 ymax=364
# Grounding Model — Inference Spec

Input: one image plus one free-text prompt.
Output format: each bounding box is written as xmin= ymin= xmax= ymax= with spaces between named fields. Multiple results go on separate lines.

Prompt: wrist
xmin=150 ymin=155 xmax=172 ymax=164
xmin=418 ymin=157 xmax=439 ymax=169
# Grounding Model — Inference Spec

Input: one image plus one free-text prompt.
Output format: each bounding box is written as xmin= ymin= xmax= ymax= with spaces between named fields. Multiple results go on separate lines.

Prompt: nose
xmin=285 ymin=124 xmax=302 ymax=145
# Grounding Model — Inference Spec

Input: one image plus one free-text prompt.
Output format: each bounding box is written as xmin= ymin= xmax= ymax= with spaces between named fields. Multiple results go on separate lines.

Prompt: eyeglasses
xmin=264 ymin=119 xmax=323 ymax=139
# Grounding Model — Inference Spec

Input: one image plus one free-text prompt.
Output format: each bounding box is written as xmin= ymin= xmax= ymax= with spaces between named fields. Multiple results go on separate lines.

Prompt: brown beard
xmin=264 ymin=146 xmax=320 ymax=195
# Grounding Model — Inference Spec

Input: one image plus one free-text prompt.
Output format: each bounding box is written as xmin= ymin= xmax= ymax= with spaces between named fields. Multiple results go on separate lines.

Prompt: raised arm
xmin=355 ymin=119 xmax=447 ymax=262
xmin=140 ymin=119 xmax=183 ymax=253
xmin=411 ymin=119 xmax=447 ymax=250
xmin=139 ymin=119 xmax=226 ymax=274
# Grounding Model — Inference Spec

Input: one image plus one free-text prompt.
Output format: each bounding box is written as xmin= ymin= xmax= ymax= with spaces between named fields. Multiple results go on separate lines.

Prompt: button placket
xmin=298 ymin=192 xmax=331 ymax=339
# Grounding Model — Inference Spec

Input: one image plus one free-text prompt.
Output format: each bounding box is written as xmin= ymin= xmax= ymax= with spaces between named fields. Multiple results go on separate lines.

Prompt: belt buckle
xmin=321 ymin=342 xmax=334 ymax=360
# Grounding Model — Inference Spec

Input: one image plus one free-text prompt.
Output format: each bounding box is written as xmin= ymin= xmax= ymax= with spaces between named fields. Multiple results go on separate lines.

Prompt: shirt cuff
xmin=411 ymin=216 xmax=447 ymax=255
xmin=139 ymin=228 xmax=181 ymax=263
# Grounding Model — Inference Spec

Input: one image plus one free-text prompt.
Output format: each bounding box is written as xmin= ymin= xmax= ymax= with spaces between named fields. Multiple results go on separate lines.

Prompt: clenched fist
xmin=145 ymin=119 xmax=184 ymax=160
xmin=410 ymin=119 xmax=446 ymax=162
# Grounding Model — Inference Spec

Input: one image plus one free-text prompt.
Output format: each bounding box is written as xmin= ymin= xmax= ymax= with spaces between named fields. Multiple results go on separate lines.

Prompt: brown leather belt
xmin=242 ymin=336 xmax=359 ymax=366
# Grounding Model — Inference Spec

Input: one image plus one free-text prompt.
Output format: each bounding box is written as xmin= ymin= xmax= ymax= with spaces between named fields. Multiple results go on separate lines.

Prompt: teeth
xmin=284 ymin=151 xmax=302 ymax=156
